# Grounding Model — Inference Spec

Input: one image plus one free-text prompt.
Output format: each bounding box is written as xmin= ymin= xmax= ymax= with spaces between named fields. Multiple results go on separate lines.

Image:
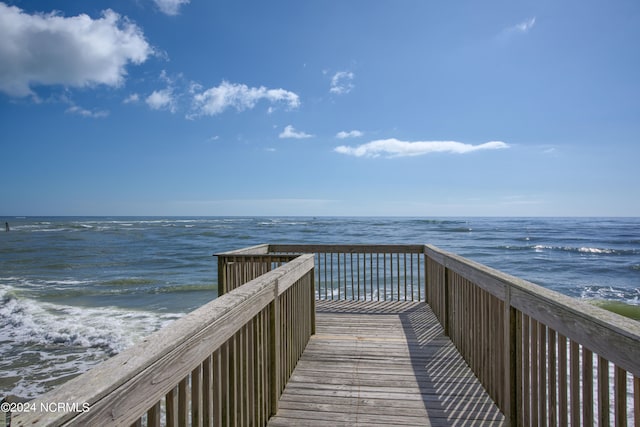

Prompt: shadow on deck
xmin=268 ymin=300 xmax=505 ymax=426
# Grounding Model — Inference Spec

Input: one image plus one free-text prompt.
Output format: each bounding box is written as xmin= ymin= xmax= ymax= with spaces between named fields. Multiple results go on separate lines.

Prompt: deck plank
xmin=267 ymin=300 xmax=505 ymax=427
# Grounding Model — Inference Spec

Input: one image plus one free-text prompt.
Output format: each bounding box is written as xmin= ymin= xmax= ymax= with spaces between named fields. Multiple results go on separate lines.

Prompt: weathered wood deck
xmin=12 ymin=244 xmax=639 ymax=426
xmin=268 ymin=300 xmax=505 ymax=426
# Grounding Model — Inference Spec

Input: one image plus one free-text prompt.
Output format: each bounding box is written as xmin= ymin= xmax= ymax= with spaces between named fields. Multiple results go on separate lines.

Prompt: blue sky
xmin=1 ymin=0 xmax=639 ymax=216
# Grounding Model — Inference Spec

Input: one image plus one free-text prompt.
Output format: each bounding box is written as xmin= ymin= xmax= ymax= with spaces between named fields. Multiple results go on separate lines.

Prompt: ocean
xmin=1 ymin=216 xmax=639 ymax=400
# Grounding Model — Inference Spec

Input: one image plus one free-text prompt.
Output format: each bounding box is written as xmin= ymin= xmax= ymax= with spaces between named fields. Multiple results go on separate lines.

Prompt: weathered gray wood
xmin=268 ymin=244 xmax=425 ymax=254
xmin=276 ymin=255 xmax=314 ymax=296
xmin=269 ymin=285 xmax=281 ymax=417
xmin=615 ymin=366 xmax=627 ymax=427
xmin=202 ymin=355 xmax=213 ymax=427
xmin=12 ymin=254 xmax=314 ymax=427
xmin=12 ymin=285 xmax=270 ymax=426
xmin=503 ymin=286 xmax=517 ymax=426
xmin=11 ymin=243 xmax=640 ymax=426
xmin=178 ymin=377 xmax=188 ymax=427
xmin=147 ymin=401 xmax=160 ymax=427
xmin=165 ymin=386 xmax=178 ymax=427
xmin=426 ymin=245 xmax=508 ymax=300
xmin=267 ymin=300 xmax=505 ymax=426
xmin=510 ymin=285 xmax=640 ymax=378
xmin=598 ymin=356 xmax=610 ymax=426
xmin=191 ymin=364 xmax=202 ymax=427
xmin=216 ymin=243 xmax=270 ymax=256
xmin=634 ymin=376 xmax=640 ymax=424
xmin=425 ymin=244 xmax=640 ymax=378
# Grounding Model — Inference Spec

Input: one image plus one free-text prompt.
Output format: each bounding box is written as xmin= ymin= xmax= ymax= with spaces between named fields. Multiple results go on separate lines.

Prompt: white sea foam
xmin=578 ymin=247 xmax=614 ymax=254
xmin=581 ymin=285 xmax=640 ymax=305
xmin=0 ymin=285 xmax=183 ymax=398
xmin=533 ymin=244 xmax=617 ymax=255
xmin=1 ymin=285 xmax=181 ymax=351
xmin=43 ymin=279 xmax=90 ymax=286
xmin=1 ymin=276 xmax=91 ymax=292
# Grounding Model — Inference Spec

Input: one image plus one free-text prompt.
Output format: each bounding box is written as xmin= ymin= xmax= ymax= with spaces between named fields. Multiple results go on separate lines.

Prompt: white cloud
xmin=0 ymin=4 xmax=153 ymax=98
xmin=153 ymin=0 xmax=190 ymax=16
xmin=330 ymin=71 xmax=354 ymax=95
xmin=279 ymin=125 xmax=313 ymax=139
xmin=336 ymin=130 xmax=363 ymax=139
xmin=335 ymin=138 xmax=509 ymax=158
xmin=504 ymin=17 xmax=536 ymax=36
xmin=123 ymin=93 xmax=140 ymax=104
xmin=146 ymin=88 xmax=176 ymax=112
xmin=514 ymin=17 xmax=536 ymax=33
xmin=65 ymin=105 xmax=109 ymax=118
xmin=190 ymin=81 xmax=300 ymax=117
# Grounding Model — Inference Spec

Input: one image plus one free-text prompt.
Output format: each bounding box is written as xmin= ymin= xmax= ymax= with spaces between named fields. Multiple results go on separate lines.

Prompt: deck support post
xmin=269 ymin=279 xmax=281 ymax=417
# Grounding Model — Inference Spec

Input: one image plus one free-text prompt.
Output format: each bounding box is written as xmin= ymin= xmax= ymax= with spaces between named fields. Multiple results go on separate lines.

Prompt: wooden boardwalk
xmin=268 ymin=300 xmax=505 ymax=427
xmin=13 ymin=245 xmax=638 ymax=427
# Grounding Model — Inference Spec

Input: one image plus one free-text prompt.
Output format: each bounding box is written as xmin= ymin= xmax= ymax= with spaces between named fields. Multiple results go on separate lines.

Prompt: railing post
xmin=310 ymin=270 xmax=316 ymax=336
xmin=269 ymin=279 xmax=280 ymax=417
xmin=504 ymin=286 xmax=520 ymax=426
xmin=443 ymin=266 xmax=450 ymax=336
xmin=217 ymin=256 xmax=227 ymax=296
xmin=423 ymin=247 xmax=429 ymax=305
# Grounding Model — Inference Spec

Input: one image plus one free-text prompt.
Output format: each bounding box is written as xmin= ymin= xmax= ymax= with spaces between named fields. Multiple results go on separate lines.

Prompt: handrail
xmin=215 ymin=253 xmax=300 ymax=295
xmin=13 ymin=243 xmax=638 ymax=426
xmin=220 ymin=244 xmax=427 ymax=302
xmin=217 ymin=243 xmax=639 ymax=424
xmin=268 ymin=243 xmax=425 ymax=253
xmin=11 ymin=254 xmax=315 ymax=427
xmin=425 ymin=244 xmax=640 ymax=426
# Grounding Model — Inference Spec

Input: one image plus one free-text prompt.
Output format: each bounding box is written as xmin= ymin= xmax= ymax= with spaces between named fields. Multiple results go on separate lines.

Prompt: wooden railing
xmin=425 ymin=244 xmax=640 ymax=426
xmin=219 ymin=243 xmax=639 ymax=425
xmin=11 ymin=243 xmax=639 ymax=426
xmin=218 ymin=244 xmax=426 ymax=302
xmin=215 ymin=244 xmax=299 ymax=296
xmin=11 ymin=254 xmax=315 ymax=427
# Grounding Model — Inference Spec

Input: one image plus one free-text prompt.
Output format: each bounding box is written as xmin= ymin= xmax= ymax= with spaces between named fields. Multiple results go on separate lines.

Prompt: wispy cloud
xmin=141 ymin=71 xmax=185 ymax=113
xmin=146 ymin=88 xmax=176 ymax=112
xmin=330 ymin=71 xmax=354 ymax=95
xmin=279 ymin=125 xmax=313 ymax=139
xmin=65 ymin=105 xmax=109 ymax=118
xmin=190 ymin=81 xmax=300 ymax=117
xmin=500 ymin=195 xmax=545 ymax=206
xmin=153 ymin=0 xmax=190 ymax=16
xmin=123 ymin=93 xmax=140 ymax=104
xmin=335 ymin=138 xmax=509 ymax=158
xmin=0 ymin=4 xmax=152 ymax=98
xmin=502 ymin=17 xmax=536 ymax=38
xmin=336 ymin=130 xmax=363 ymax=139
xmin=514 ymin=17 xmax=536 ymax=33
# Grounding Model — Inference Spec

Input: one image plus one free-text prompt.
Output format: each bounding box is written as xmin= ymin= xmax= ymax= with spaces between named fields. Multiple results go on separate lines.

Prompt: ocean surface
xmin=1 ymin=216 xmax=639 ymax=400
